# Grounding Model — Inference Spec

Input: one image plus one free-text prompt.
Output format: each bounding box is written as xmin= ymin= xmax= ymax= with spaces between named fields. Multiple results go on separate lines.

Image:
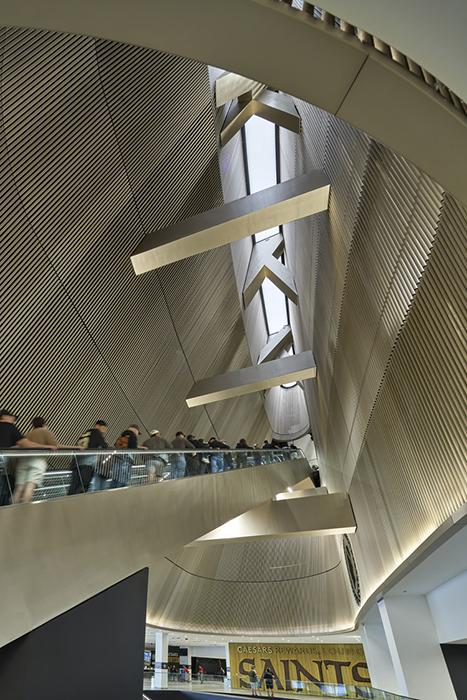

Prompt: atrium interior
xmin=0 ymin=2 xmax=465 ymax=700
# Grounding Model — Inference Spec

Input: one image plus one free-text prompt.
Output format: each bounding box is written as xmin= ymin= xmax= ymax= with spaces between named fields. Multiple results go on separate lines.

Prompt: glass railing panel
xmin=0 ymin=447 xmax=306 ymax=507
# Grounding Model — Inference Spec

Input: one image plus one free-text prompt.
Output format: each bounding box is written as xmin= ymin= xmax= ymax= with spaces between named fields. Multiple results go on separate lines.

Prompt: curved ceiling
xmin=148 ymin=536 xmax=356 ymax=634
xmin=1 ymin=0 xmax=466 ymax=205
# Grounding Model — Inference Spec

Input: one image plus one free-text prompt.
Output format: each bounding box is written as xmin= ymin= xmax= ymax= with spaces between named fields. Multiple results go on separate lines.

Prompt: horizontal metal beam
xmin=186 ymin=350 xmax=316 ymax=407
xmin=193 ymin=491 xmax=357 ymax=544
xmin=215 ymin=71 xmax=264 ymax=107
xmin=131 ymin=171 xmax=330 ymax=274
xmin=257 ymin=326 xmax=293 ymax=364
xmin=220 ymin=89 xmax=301 ymax=146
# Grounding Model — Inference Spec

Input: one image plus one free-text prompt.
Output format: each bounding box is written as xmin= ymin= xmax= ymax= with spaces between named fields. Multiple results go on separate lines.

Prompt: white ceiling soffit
xmin=313 ymin=0 xmax=467 ymax=102
xmin=1 ymin=0 xmax=465 ymax=205
xmin=131 ymin=172 xmax=329 ymax=273
xmin=185 ymin=350 xmax=317 ymax=407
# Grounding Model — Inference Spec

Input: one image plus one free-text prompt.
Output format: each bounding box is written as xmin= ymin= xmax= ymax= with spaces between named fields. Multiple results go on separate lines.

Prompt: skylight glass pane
xmin=244 ymin=116 xmax=276 ymax=192
xmin=262 ymin=278 xmax=288 ymax=334
xmin=244 ymin=115 xmax=279 ymax=242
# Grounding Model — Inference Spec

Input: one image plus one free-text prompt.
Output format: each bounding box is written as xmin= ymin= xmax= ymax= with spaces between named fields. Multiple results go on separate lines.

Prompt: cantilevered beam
xmin=215 ymin=71 xmax=264 ymax=107
xmin=192 ymin=492 xmax=357 ymax=545
xmin=186 ymin=351 xmax=316 ymax=407
xmin=220 ymin=89 xmax=301 ymax=146
xmin=131 ymin=171 xmax=330 ymax=274
xmin=243 ymin=235 xmax=298 ymax=308
xmin=257 ymin=326 xmax=293 ymax=364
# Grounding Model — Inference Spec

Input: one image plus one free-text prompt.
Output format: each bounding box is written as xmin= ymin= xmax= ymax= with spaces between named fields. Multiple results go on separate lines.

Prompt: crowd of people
xmin=0 ymin=409 xmax=298 ymax=505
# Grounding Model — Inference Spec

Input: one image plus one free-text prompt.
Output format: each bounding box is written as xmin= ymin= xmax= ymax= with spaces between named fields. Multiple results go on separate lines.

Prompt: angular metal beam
xmin=215 ymin=71 xmax=264 ymax=108
xmin=244 ymin=256 xmax=298 ymax=308
xmin=243 ymin=235 xmax=298 ymax=308
xmin=131 ymin=171 xmax=330 ymax=274
xmin=257 ymin=326 xmax=293 ymax=364
xmin=193 ymin=492 xmax=357 ymax=545
xmin=220 ymin=89 xmax=301 ymax=146
xmin=186 ymin=350 xmax=316 ymax=407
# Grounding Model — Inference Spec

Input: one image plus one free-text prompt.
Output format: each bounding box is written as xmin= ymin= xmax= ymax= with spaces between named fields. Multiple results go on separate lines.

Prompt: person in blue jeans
xmin=171 ymin=431 xmax=195 ymax=480
xmin=208 ymin=437 xmax=229 ymax=473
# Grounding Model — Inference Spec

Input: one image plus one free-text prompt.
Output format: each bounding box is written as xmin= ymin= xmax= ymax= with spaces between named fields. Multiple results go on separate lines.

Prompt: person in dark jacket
xmin=263 ymin=667 xmax=275 ymax=697
xmin=236 ymin=438 xmax=254 ymax=468
xmin=110 ymin=424 xmax=140 ymax=489
xmin=188 ymin=435 xmax=210 ymax=474
xmin=68 ymin=420 xmax=108 ymax=495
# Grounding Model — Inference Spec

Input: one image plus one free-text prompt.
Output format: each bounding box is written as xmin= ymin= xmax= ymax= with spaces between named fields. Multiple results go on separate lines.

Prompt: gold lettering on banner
xmin=229 ymin=642 xmax=371 ymax=690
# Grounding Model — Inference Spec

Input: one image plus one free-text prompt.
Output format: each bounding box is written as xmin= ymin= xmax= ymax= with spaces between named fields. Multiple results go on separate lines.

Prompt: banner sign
xmin=229 ymin=642 xmax=370 ymax=690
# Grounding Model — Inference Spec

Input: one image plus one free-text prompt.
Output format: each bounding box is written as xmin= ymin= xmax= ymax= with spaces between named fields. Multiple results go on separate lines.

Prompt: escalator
xmin=0 ymin=448 xmax=310 ymax=647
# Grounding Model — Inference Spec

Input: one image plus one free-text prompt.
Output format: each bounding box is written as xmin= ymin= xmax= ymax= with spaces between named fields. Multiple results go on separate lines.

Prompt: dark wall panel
xmin=441 ymin=644 xmax=467 ymax=700
xmin=0 ymin=569 xmax=148 ymax=700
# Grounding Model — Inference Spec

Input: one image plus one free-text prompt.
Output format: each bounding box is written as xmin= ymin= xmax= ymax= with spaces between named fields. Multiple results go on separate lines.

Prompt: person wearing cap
xmin=142 ymin=430 xmax=172 ymax=482
xmin=0 ymin=410 xmax=58 ymax=506
xmin=110 ymin=424 xmax=141 ymax=489
xmin=68 ymin=420 xmax=109 ymax=495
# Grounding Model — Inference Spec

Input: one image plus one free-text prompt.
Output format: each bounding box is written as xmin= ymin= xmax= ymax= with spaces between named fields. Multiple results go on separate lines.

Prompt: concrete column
xmin=153 ymin=630 xmax=169 ymax=689
xmin=361 ymin=622 xmax=398 ymax=694
xmin=378 ymin=596 xmax=457 ymax=700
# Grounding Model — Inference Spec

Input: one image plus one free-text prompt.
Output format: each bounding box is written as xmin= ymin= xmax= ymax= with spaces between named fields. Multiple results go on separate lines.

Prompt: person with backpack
xmin=68 ymin=420 xmax=109 ymax=495
xmin=110 ymin=424 xmax=141 ymax=489
xmin=142 ymin=429 xmax=172 ymax=482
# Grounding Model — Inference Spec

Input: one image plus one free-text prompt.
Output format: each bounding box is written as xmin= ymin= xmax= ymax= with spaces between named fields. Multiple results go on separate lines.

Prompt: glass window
xmin=244 ymin=115 xmax=279 ymax=242
xmin=261 ymin=278 xmax=288 ymax=335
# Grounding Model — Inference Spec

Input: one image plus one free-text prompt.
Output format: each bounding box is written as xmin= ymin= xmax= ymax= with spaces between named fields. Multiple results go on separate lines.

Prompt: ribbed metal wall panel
xmin=0 ymin=26 xmax=268 ymax=446
xmin=289 ymin=98 xmax=466 ymax=609
xmin=350 ymin=193 xmax=467 ymax=600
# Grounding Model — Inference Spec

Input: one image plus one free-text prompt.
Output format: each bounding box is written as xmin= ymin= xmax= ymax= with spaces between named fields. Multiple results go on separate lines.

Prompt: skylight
xmin=244 ymin=115 xmax=279 ymax=242
xmin=243 ymin=113 xmax=297 ymax=388
xmin=261 ymin=278 xmax=288 ymax=334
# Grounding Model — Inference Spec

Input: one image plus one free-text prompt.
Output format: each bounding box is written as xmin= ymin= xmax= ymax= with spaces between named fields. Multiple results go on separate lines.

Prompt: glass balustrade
xmin=160 ymin=675 xmax=415 ymax=700
xmin=144 ymin=672 xmax=416 ymax=700
xmin=0 ymin=448 xmax=304 ymax=507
